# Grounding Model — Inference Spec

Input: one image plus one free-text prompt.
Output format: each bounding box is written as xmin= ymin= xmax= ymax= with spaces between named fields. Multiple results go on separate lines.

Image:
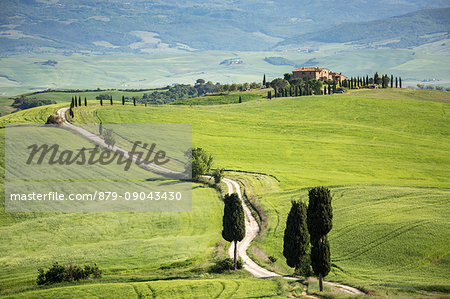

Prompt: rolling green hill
xmin=0 ymin=89 xmax=448 ymax=297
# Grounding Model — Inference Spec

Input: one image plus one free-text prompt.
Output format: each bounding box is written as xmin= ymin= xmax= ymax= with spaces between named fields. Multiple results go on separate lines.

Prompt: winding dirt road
xmin=57 ymin=107 xmax=364 ymax=296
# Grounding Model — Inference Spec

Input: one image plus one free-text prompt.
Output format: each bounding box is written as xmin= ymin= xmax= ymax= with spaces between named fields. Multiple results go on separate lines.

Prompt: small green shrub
xmin=211 ymin=257 xmax=243 ymax=272
xmin=212 ymin=168 xmax=224 ymax=184
xmin=268 ymin=255 xmax=277 ymax=263
xmin=36 ymin=262 xmax=102 ymax=285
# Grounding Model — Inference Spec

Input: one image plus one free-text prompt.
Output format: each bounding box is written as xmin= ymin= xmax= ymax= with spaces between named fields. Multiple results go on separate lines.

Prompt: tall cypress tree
xmin=84 ymin=97 xmax=87 ymax=106
xmin=122 ymin=95 xmax=125 ymax=105
xmin=283 ymin=201 xmax=310 ymax=275
xmin=307 ymin=186 xmax=333 ymax=292
xmin=399 ymin=77 xmax=402 ymax=88
xmin=374 ymin=72 xmax=379 ymax=85
xmin=100 ymin=98 xmax=103 ymax=106
xmin=71 ymin=97 xmax=74 ymax=107
xmin=133 ymin=97 xmax=136 ymax=106
xmin=222 ymin=193 xmax=246 ymax=269
xmin=366 ymin=75 xmax=369 ymax=86
xmin=110 ymin=96 xmax=113 ymax=105
xmin=391 ymin=75 xmax=394 ymax=88
xmin=74 ymin=97 xmax=78 ymax=107
xmin=263 ymin=74 xmax=266 ymax=87
xmin=239 ymin=96 xmax=242 ymax=103
xmin=78 ymin=96 xmax=81 ymax=107
xmin=328 ymin=84 xmax=331 ymax=95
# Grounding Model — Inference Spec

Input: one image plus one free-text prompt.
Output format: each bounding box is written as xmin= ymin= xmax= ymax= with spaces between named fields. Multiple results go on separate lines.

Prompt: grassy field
xmin=0 ymin=48 xmax=449 ymax=96
xmin=0 ymin=88 xmax=448 ymax=297
xmin=171 ymin=93 xmax=264 ymax=106
xmin=66 ymin=89 xmax=450 ymax=189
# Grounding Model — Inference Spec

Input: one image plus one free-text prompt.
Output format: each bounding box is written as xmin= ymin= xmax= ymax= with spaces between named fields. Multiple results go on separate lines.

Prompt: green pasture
xmin=0 ymin=88 xmax=449 ymax=297
xmin=171 ymin=93 xmax=263 ymax=106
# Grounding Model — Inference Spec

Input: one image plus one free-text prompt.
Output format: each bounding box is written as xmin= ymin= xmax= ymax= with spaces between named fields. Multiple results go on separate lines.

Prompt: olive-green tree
xmin=307 ymin=186 xmax=333 ymax=291
xmin=283 ymin=201 xmax=310 ymax=276
xmin=222 ymin=193 xmax=246 ymax=269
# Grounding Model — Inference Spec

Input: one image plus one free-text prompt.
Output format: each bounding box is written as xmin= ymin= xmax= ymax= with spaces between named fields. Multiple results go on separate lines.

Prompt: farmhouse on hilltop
xmin=292 ymin=67 xmax=347 ymax=82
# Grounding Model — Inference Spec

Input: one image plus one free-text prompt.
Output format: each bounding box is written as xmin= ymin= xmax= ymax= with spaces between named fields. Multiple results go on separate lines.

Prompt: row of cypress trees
xmin=70 ymin=95 xmax=140 ymax=107
xmin=340 ymin=73 xmax=402 ymax=89
xmin=268 ymin=85 xmax=313 ymax=99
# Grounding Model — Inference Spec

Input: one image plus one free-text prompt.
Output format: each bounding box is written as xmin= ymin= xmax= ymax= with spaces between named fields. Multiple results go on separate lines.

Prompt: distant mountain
xmin=0 ymin=0 xmax=449 ymax=55
xmin=277 ymin=7 xmax=450 ymax=49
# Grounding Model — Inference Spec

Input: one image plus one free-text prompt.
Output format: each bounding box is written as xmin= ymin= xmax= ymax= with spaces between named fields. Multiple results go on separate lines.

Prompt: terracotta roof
xmin=293 ymin=67 xmax=328 ymax=72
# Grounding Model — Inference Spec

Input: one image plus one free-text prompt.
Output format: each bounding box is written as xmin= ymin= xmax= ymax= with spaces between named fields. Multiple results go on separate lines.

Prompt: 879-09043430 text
xmin=9 ymin=191 xmax=183 ymax=201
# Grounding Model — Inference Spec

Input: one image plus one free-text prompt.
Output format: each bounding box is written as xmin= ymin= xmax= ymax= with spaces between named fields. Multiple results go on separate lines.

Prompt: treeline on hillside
xmin=11 ymin=95 xmax=56 ymax=110
xmin=95 ymin=79 xmax=262 ymax=105
xmin=266 ymin=72 xmax=403 ymax=98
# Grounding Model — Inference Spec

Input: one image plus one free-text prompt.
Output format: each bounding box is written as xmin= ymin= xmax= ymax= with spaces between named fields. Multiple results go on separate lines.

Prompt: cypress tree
xmin=311 ymin=236 xmax=331 ymax=284
xmin=110 ymin=96 xmax=113 ymax=105
xmin=333 ymin=81 xmax=336 ymax=93
xmin=374 ymin=72 xmax=379 ymax=85
xmin=307 ymin=186 xmax=333 ymax=292
xmin=122 ymin=95 xmax=125 ymax=105
xmin=78 ymin=97 xmax=81 ymax=107
xmin=222 ymin=193 xmax=246 ymax=269
xmin=391 ymin=75 xmax=394 ymax=88
xmin=84 ymin=97 xmax=87 ymax=106
xmin=100 ymin=98 xmax=103 ymax=106
xmin=263 ymin=74 xmax=266 ymax=87
xmin=323 ymin=86 xmax=326 ymax=95
xmin=366 ymin=75 xmax=369 ymax=86
xmin=75 ymin=97 xmax=78 ymax=107
xmin=399 ymin=77 xmax=402 ymax=88
xmin=328 ymin=84 xmax=331 ymax=95
xmin=395 ymin=77 xmax=398 ymax=88
xmin=283 ymin=201 xmax=310 ymax=274
xmin=71 ymin=97 xmax=74 ymax=107
xmin=239 ymin=96 xmax=242 ymax=103
xmin=133 ymin=97 xmax=136 ymax=106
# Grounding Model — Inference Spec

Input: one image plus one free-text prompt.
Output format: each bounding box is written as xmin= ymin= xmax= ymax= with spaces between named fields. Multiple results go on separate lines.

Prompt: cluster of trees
xmin=37 ymin=262 xmax=102 ymax=285
xmin=267 ymin=76 xmax=322 ymax=98
xmin=12 ymin=96 xmax=56 ymax=110
xmin=417 ymin=84 xmax=449 ymax=91
xmin=217 ymin=82 xmax=260 ymax=92
xmin=139 ymin=84 xmax=199 ymax=105
xmin=283 ymin=186 xmax=333 ymax=292
xmin=265 ymin=72 xmax=403 ymax=98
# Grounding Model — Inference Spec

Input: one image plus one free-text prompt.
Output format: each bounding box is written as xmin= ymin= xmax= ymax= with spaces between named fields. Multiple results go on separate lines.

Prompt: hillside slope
xmin=277 ymin=7 xmax=450 ymax=49
xmin=0 ymin=0 xmax=449 ymax=54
